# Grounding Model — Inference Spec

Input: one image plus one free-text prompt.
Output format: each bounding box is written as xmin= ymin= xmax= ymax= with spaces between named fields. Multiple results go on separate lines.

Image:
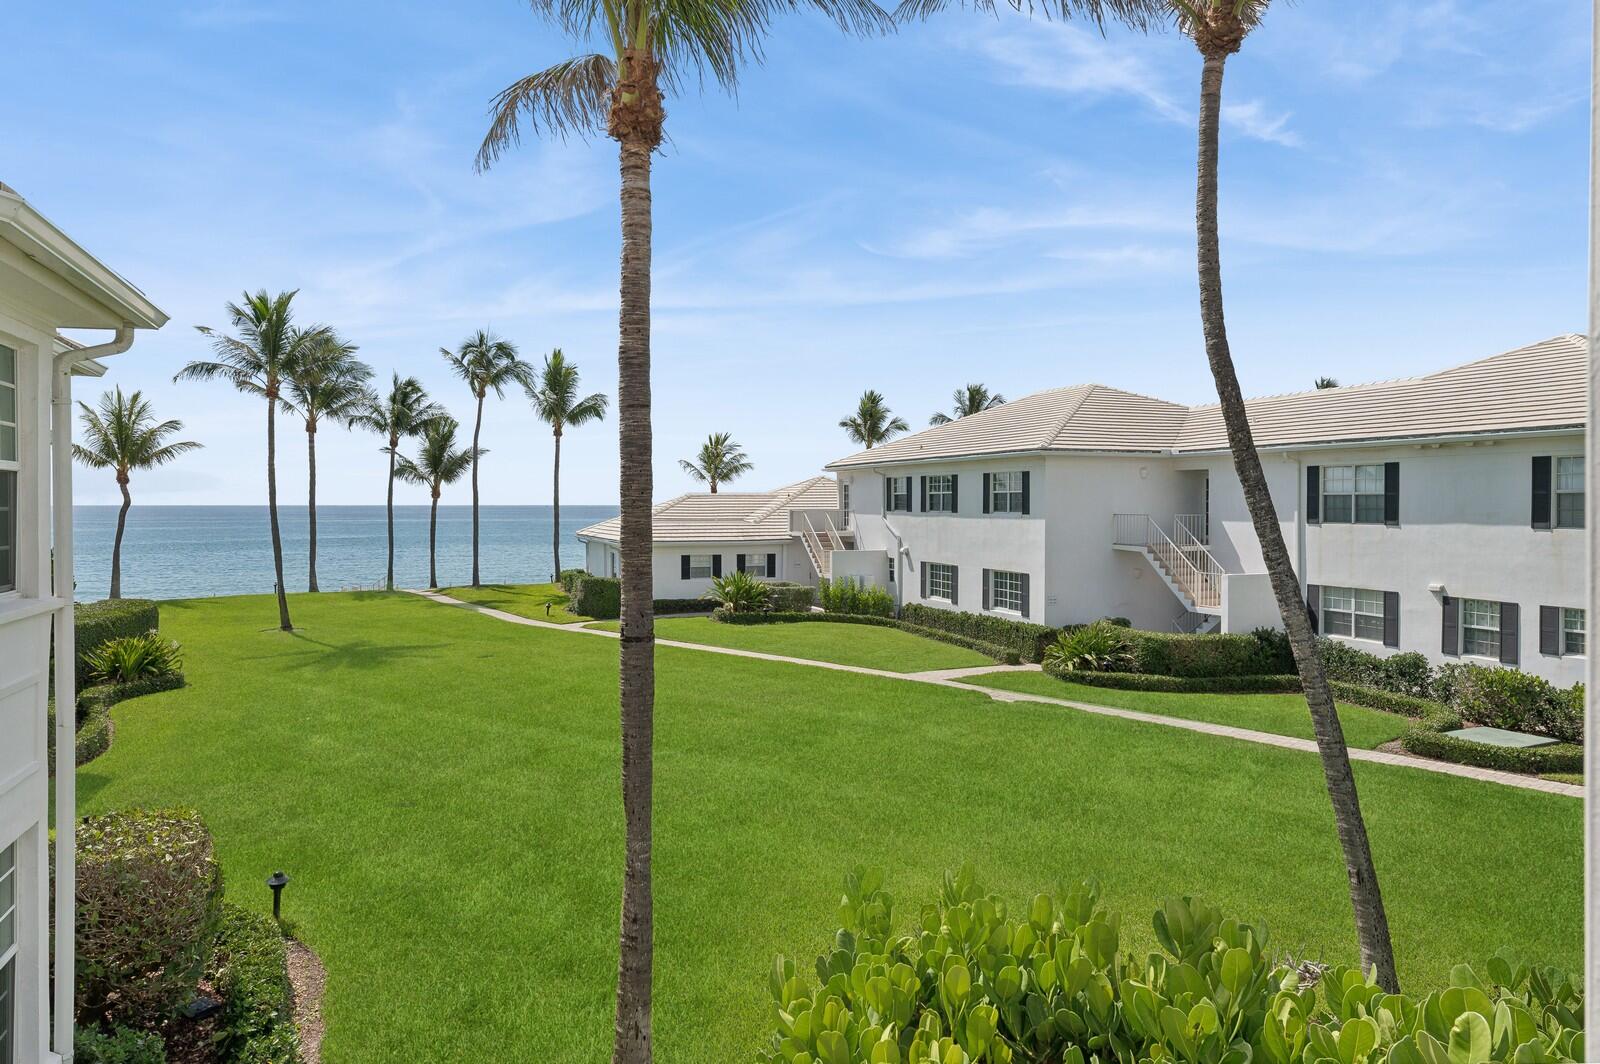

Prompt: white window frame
xmin=1555 ymin=456 xmax=1585 ymax=529
xmin=926 ymin=562 xmax=955 ymax=602
xmin=840 ymin=481 xmax=850 ymax=511
xmin=888 ymin=477 xmax=911 ymax=513
xmin=0 ymin=840 xmax=16 ymax=1064
xmin=989 ymin=471 xmax=1024 ymax=514
xmin=1322 ymin=464 xmax=1384 ymax=524
xmin=925 ymin=474 xmax=954 ymax=513
xmin=688 ymin=554 xmax=715 ymax=580
xmin=0 ymin=343 xmax=17 ymax=596
xmin=1321 ymin=586 xmax=1385 ymax=642
xmin=743 ymin=554 xmax=769 ymax=577
xmin=887 ymin=558 xmax=894 ymax=583
xmin=1563 ymin=607 xmax=1586 ymax=657
xmin=1460 ymin=598 xmax=1502 ymax=659
xmin=989 ymin=569 xmax=1024 ymax=614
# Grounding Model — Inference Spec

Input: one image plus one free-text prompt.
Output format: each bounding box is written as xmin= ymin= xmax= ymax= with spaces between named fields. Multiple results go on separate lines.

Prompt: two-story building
xmin=822 ymin=334 xmax=1586 ymax=686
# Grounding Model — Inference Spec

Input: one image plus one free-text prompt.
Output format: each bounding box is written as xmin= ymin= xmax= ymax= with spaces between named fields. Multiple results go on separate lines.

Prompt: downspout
xmin=51 ymin=323 xmax=135 ymax=1063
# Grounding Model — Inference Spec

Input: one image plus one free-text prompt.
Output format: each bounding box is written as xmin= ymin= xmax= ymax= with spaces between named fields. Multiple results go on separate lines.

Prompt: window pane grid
xmin=1321 ymin=464 xmax=1385 ymax=524
xmin=926 ymin=474 xmax=954 ymax=512
xmin=927 ymin=563 xmax=954 ymax=600
xmin=1461 ymin=598 xmax=1500 ymax=657
xmin=1322 ymin=586 xmax=1385 ymax=643
xmin=1563 ymin=608 xmax=1586 ymax=656
xmin=989 ymin=471 xmax=1023 ymax=513
xmin=990 ymin=570 xmax=1023 ymax=612
xmin=689 ymin=554 xmax=714 ymax=579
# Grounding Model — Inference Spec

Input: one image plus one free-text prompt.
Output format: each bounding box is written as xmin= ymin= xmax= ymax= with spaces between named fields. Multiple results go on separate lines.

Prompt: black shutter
xmin=1020 ymin=573 xmax=1031 ymax=619
xmin=1383 ymin=462 xmax=1400 ymax=527
xmin=950 ymin=474 xmax=959 ymax=513
xmin=681 ymin=555 xmax=691 ymax=580
xmin=982 ymin=568 xmax=991 ymax=610
xmin=1441 ymin=596 xmax=1459 ymax=656
xmin=1540 ymin=605 xmax=1561 ymax=656
xmin=919 ymin=563 xmax=927 ymax=598
xmin=919 ymin=476 xmax=927 ymax=512
xmin=1382 ymin=591 xmax=1399 ymax=648
xmin=982 ymin=473 xmax=991 ymax=514
xmin=1499 ymin=602 xmax=1519 ymax=666
xmin=767 ymin=553 xmax=777 ymax=578
xmin=1532 ymin=456 xmax=1552 ymax=529
xmin=712 ymin=554 xmax=723 ymax=578
xmin=736 ymin=553 xmax=746 ymax=573
xmin=949 ymin=566 xmax=958 ymax=606
xmin=1021 ymin=471 xmax=1031 ymax=515
xmin=884 ymin=476 xmax=892 ymax=512
xmin=1306 ymin=466 xmax=1320 ymax=524
xmin=1305 ymin=583 xmax=1320 ymax=634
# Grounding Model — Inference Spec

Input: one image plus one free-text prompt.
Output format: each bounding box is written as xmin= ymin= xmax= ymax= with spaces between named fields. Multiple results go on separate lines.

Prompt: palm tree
xmin=526 ymin=349 xmax=608 ymax=583
xmin=176 ymin=290 xmax=330 ymax=631
xmin=1177 ymin=0 xmax=1398 ymax=990
xmin=474 ymin=0 xmax=887 ymax=1055
xmin=678 ymin=432 xmax=751 ymax=493
xmin=395 ymin=416 xmax=476 ymax=590
xmin=929 ymin=382 xmax=1006 ymax=425
xmin=441 ymin=330 xmax=533 ymax=587
xmin=838 ymin=389 xmax=909 ymax=449
xmin=72 ymin=388 xmax=202 ymax=599
xmin=1314 ymin=376 xmax=1340 ymax=389
xmin=352 ymin=374 xmax=446 ymax=592
xmin=284 ymin=332 xmax=374 ymax=592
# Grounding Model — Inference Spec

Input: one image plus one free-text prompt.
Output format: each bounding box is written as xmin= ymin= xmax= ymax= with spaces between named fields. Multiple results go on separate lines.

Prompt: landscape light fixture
xmin=266 ymin=870 xmax=289 ymax=920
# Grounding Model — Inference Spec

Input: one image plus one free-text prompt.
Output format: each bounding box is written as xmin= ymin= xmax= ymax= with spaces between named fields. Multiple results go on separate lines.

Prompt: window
xmin=888 ymin=476 xmax=911 ymax=513
xmin=0 ymin=345 xmax=15 ymax=595
xmin=689 ymin=554 xmax=715 ymax=579
xmin=1321 ymin=586 xmax=1385 ymax=642
xmin=1323 ymin=464 xmax=1384 ymax=524
xmin=609 ymin=552 xmax=617 ymax=577
xmin=887 ymin=558 xmax=895 ymax=583
xmin=0 ymin=841 xmax=15 ymax=1064
xmin=926 ymin=562 xmax=955 ymax=601
xmin=1555 ymin=457 xmax=1584 ymax=529
xmin=989 ymin=570 xmax=1025 ymax=614
xmin=840 ymin=481 xmax=850 ymax=511
xmin=742 ymin=554 xmax=768 ymax=577
xmin=1461 ymin=599 xmax=1501 ymax=658
xmin=1563 ymin=607 xmax=1586 ymax=656
xmin=925 ymin=474 xmax=954 ymax=513
xmin=988 ymin=471 xmax=1024 ymax=514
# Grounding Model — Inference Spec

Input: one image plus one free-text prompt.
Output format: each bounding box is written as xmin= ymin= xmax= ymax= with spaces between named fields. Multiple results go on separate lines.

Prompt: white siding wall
xmin=646 ymin=542 xmax=795 ymax=600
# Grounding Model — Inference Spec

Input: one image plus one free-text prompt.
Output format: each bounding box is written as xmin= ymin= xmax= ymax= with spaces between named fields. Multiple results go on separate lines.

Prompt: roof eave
xmin=0 ymin=190 xmax=168 ymax=330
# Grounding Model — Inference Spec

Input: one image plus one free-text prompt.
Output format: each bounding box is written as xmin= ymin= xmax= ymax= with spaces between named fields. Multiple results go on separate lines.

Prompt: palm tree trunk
xmin=386 ymin=444 xmax=397 ymax=592
xmin=472 ymin=391 xmax=484 ymax=587
xmin=307 ymin=422 xmax=319 ymax=592
xmin=552 ymin=429 xmax=562 ymax=584
xmin=1195 ymin=49 xmax=1398 ymax=991
xmin=429 ymin=491 xmax=439 ymax=590
xmin=612 ymin=129 xmax=656 ymax=1064
xmin=266 ymin=393 xmax=292 ymax=631
xmin=709 ymin=478 xmax=717 ymax=494
xmin=110 ymin=475 xmax=130 ymax=599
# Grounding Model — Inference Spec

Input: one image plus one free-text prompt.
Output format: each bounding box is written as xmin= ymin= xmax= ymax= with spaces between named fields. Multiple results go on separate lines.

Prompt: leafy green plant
xmin=820 ymin=577 xmax=895 ymax=618
xmin=74 ymin=1025 xmax=167 ymax=1064
xmin=570 ymin=574 xmax=621 ymax=619
xmin=761 ymin=869 xmax=1585 ymax=1064
xmin=767 ymin=581 xmax=818 ymax=612
xmin=1448 ymin=665 xmax=1581 ymax=743
xmin=1043 ymin=621 xmax=1133 ymax=673
xmin=900 ymin=603 xmax=1057 ymax=662
xmin=706 ymin=569 xmax=773 ymax=614
xmin=74 ymin=599 xmax=160 ymax=685
xmin=209 ymin=905 xmax=303 ymax=1063
xmin=83 ymin=631 xmax=182 ymax=685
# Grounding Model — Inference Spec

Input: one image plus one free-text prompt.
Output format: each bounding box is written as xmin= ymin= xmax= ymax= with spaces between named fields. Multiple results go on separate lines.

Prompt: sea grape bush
xmin=760 ymin=868 xmax=1584 ymax=1064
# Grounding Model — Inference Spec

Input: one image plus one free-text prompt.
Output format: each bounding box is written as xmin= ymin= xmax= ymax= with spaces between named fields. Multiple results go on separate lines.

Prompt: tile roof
xmin=576 ymin=475 xmax=840 ymax=544
xmin=827 ymin=334 xmax=1585 ymax=468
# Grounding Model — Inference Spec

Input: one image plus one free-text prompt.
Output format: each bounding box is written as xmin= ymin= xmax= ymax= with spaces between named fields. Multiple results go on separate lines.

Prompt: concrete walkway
xmin=408 ymin=589 xmax=1582 ymax=799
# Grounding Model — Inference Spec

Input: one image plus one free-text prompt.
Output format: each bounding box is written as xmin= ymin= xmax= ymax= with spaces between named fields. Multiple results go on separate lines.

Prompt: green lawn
xmin=583 ymin=615 xmax=994 ymax=673
xmin=436 ymin=581 xmax=591 ymax=623
xmin=81 ymin=593 xmax=1581 ymax=1063
xmin=964 ymin=669 xmax=1411 ymax=750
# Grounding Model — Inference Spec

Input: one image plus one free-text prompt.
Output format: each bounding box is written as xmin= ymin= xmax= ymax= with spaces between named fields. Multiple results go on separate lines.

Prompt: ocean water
xmin=71 ymin=504 xmax=617 ymax=601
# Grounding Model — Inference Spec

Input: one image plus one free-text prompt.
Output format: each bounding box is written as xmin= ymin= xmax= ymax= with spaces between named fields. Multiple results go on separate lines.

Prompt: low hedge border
xmin=47 ymin=702 xmax=113 ymax=773
xmin=75 ymin=599 xmax=160 ymax=686
xmin=1040 ymin=666 xmax=1446 ymax=718
xmin=653 ymin=598 xmax=713 ymax=615
xmin=80 ymin=672 xmax=186 ymax=711
xmin=1401 ymin=710 xmax=1584 ymax=776
xmin=711 ymin=609 xmax=1019 ymax=664
xmin=209 ymin=904 xmax=303 ymax=1063
xmin=900 ymin=603 xmax=1056 ymax=662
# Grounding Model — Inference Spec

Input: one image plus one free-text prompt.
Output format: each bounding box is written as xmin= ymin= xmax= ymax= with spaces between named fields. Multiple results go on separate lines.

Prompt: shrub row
xmin=209 ymin=905 xmax=304 ymax=1063
xmin=1044 ymin=667 xmax=1303 ymax=695
xmin=48 ymin=702 xmax=113 ymax=773
xmin=557 ymin=568 xmax=586 ymax=594
xmin=80 ymin=672 xmax=187 ymax=711
xmin=1122 ymin=628 xmax=1292 ymax=677
xmin=765 ymin=581 xmax=817 ymax=613
xmin=1401 ymin=708 xmax=1585 ymax=776
xmin=818 ymin=577 xmax=895 ymax=618
xmin=900 ymin=603 xmax=1057 ymax=662
xmin=712 ymin=609 xmax=1017 ymax=663
xmin=569 ymin=574 xmax=622 ymax=619
xmin=652 ymin=597 xmax=711 ymax=615
xmin=75 ymin=599 xmax=160 ymax=685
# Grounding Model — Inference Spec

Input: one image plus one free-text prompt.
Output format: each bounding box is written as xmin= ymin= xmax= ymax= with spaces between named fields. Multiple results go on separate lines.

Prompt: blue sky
xmin=9 ymin=0 xmax=1587 ymax=506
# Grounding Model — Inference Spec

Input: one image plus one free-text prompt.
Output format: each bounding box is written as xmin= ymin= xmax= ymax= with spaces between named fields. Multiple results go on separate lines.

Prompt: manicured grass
xmin=436 ymin=581 xmax=591 ymax=623
xmin=963 ymin=669 xmax=1411 ymax=750
xmin=81 ymin=593 xmax=1580 ymax=1063
xmin=1543 ymin=773 xmax=1583 ymax=786
xmin=583 ymin=615 xmax=994 ymax=672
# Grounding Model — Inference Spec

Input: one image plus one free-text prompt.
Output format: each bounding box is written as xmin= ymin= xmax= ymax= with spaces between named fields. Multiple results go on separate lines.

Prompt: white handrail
xmin=1111 ymin=513 xmax=1223 ymax=608
xmin=1175 ymin=513 xmax=1208 ymax=544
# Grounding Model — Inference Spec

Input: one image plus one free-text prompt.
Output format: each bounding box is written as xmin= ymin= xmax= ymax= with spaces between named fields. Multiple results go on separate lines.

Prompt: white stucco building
xmin=0 ymin=183 xmax=166 ymax=1064
xmin=818 ymin=335 xmax=1586 ymax=686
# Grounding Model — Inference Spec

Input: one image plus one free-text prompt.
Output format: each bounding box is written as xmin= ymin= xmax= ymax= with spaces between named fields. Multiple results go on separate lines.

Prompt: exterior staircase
xmin=797 ymin=511 xmax=854 ymax=580
xmin=1112 ymin=514 xmax=1225 ymax=615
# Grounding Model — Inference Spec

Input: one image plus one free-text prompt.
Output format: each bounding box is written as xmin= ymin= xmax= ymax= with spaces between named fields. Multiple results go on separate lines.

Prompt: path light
xmin=266 ymin=870 xmax=289 ymax=920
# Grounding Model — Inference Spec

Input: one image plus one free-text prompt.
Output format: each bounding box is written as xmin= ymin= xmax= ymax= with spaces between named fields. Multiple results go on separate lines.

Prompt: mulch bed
xmin=287 ymin=939 xmax=327 ymax=1064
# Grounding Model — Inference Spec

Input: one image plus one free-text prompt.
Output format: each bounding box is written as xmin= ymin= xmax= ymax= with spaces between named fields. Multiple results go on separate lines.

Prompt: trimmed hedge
xmin=557 ymin=569 xmax=586 ymax=594
xmin=209 ymin=905 xmax=303 ymax=1063
xmin=1402 ymin=708 xmax=1584 ymax=776
xmin=48 ymin=702 xmax=113 ymax=773
xmin=1326 ymin=681 xmax=1441 ymax=718
xmin=80 ymin=672 xmax=187 ymax=711
xmin=1122 ymin=629 xmax=1290 ymax=677
xmin=1045 ymin=668 xmax=1303 ymax=694
xmin=653 ymin=597 xmax=711 ymax=615
xmin=711 ymin=609 xmax=1017 ymax=663
xmin=899 ymin=604 xmax=1058 ymax=662
xmin=570 ymin=574 xmax=621 ymax=619
xmin=765 ymin=581 xmax=816 ymax=613
xmin=75 ymin=599 xmax=160 ymax=685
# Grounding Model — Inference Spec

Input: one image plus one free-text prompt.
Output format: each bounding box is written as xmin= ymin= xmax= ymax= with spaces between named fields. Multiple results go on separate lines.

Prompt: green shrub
xmin=75 ymin=599 xmax=160 ymax=686
xmin=1326 ymin=681 xmax=1441 ymax=718
xmin=1246 ymin=626 xmax=1296 ymax=672
xmin=766 ymin=581 xmax=817 ymax=613
xmin=1101 ymin=616 xmax=1132 ymax=627
xmin=1316 ymin=639 xmax=1435 ymax=699
xmin=1449 ymin=665 xmax=1581 ymax=743
xmin=819 ymin=577 xmax=894 ymax=618
xmin=84 ymin=631 xmax=183 ymax=685
xmin=49 ymin=701 xmax=114 ymax=773
xmin=210 ymin=905 xmax=302 ymax=1063
xmin=557 ymin=568 xmax=586 ymax=594
xmin=74 ymin=809 xmax=224 ymax=1028
xmin=570 ymin=574 xmax=621 ymax=620
xmin=1043 ymin=667 xmax=1304 ymax=694
xmin=1124 ymin=629 xmax=1283 ymax=677
xmin=704 ymin=570 xmax=772 ymax=613
xmin=1403 ymin=713 xmax=1584 ymax=776
xmin=74 ymin=1025 xmax=167 ymax=1064
xmin=652 ymin=598 xmax=710 ymax=615
xmin=761 ymin=868 xmax=1586 ymax=1064
xmin=1042 ymin=621 xmax=1134 ymax=673
xmin=79 ymin=672 xmax=187 ymax=711
xmin=899 ymin=603 xmax=1058 ymax=662
xmin=710 ymin=610 xmax=1016 ymax=663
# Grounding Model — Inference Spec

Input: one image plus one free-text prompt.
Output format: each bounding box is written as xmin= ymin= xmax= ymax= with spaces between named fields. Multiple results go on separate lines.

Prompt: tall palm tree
xmin=352 ymin=374 xmax=446 ymax=592
xmin=284 ymin=332 xmax=374 ymax=592
xmin=1177 ymin=0 xmax=1398 ymax=990
xmin=474 ymin=0 xmax=886 ymax=1055
xmin=929 ymin=382 xmax=1006 ymax=425
xmin=395 ymin=416 xmax=476 ymax=590
xmin=678 ymin=432 xmax=750 ymax=493
xmin=441 ymin=330 xmax=533 ymax=587
xmin=526 ymin=349 xmax=608 ymax=583
xmin=72 ymin=388 xmax=202 ymax=599
xmin=838 ymin=389 xmax=909 ymax=449
xmin=176 ymin=290 xmax=330 ymax=631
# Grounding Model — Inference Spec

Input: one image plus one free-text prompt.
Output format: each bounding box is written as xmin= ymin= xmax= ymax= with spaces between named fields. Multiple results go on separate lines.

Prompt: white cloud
xmin=1221 ymin=100 xmax=1302 ymax=147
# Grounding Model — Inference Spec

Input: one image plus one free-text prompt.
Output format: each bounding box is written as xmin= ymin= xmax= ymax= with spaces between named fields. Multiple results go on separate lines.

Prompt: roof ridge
xmin=1042 ymin=384 xmax=1098 ymax=449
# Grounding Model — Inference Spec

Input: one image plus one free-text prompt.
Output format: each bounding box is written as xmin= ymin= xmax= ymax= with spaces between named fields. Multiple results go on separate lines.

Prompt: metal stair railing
xmin=1112 ymin=513 xmax=1222 ymax=609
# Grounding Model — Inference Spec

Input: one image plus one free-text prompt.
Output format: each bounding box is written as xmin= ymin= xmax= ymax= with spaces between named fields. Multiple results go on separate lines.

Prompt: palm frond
xmin=476 ymin=55 xmax=616 ymax=171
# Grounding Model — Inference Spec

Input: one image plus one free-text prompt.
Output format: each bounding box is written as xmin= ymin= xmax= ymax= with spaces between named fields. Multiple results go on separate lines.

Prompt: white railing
xmin=1111 ymin=513 xmax=1223 ymax=609
xmin=1175 ymin=513 xmax=1208 ymax=544
xmin=799 ymin=512 xmax=835 ymax=578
